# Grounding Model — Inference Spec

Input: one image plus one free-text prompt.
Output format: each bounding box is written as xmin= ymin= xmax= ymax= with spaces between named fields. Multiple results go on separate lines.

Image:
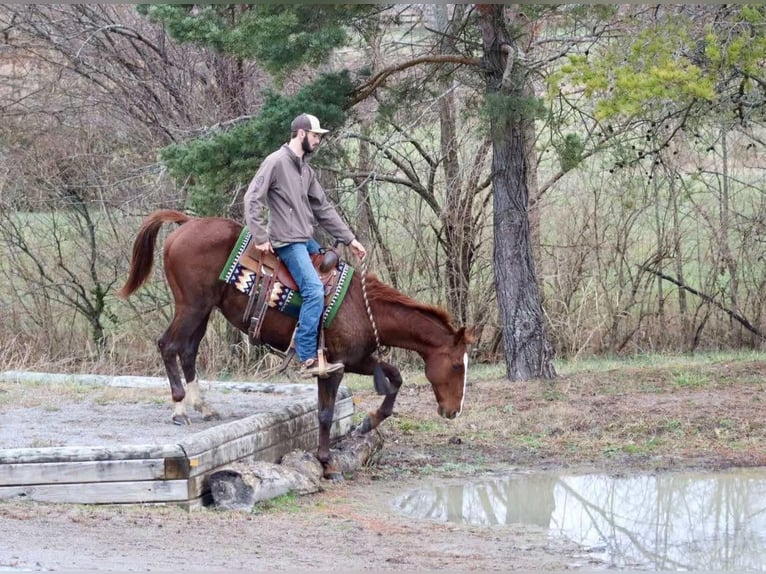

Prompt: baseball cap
xmin=291 ymin=113 xmax=330 ymax=134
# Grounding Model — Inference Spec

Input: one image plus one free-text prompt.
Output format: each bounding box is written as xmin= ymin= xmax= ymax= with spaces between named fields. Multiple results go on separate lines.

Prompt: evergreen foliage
xmin=137 ymin=4 xmax=372 ymax=77
xmin=481 ymin=92 xmax=547 ymax=141
xmin=554 ymin=133 xmax=584 ymax=173
xmin=551 ymin=6 xmax=766 ymax=122
xmin=161 ymin=72 xmax=353 ymax=216
xmin=554 ymin=29 xmax=715 ymax=120
xmin=135 ymin=4 xmax=377 ymax=215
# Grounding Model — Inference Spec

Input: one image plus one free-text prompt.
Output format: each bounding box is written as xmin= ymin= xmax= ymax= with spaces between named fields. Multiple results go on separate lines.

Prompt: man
xmin=244 ymin=113 xmax=367 ymax=378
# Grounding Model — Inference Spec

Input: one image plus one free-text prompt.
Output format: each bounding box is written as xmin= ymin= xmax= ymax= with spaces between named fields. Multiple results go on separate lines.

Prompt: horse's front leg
xmin=350 ymin=359 xmax=403 ymax=435
xmin=316 ymin=372 xmax=344 ymax=481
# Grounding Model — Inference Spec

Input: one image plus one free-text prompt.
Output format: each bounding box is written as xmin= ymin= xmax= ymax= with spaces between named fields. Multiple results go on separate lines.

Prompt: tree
xmin=476 ymin=5 xmax=556 ymax=379
xmin=554 ymin=4 xmax=766 ymax=350
xmin=140 ymin=4 xmax=560 ymax=378
xmin=0 ymin=4 xmax=204 ymax=361
xmin=0 ymin=148 xmax=125 ymax=352
xmin=139 ymin=4 xmax=378 ymax=217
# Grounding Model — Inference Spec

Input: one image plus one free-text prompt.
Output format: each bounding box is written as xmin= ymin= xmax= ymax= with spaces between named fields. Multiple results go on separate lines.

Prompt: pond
xmin=393 ymin=468 xmax=766 ymax=571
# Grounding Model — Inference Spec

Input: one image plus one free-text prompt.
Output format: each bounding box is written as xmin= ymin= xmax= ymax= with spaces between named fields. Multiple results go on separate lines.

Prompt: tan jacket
xmin=244 ymin=145 xmax=355 ymax=246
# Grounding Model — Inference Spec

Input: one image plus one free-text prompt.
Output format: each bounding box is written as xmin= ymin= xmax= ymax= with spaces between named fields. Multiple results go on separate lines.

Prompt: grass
xmin=672 ymin=370 xmax=710 ymax=388
xmin=252 ymin=493 xmax=300 ymax=515
xmin=338 ymin=349 xmax=761 ymax=393
xmin=359 ymin=349 xmax=766 ymax=478
xmin=552 ymin=349 xmax=766 ymax=376
xmin=390 ymin=417 xmax=440 ymax=434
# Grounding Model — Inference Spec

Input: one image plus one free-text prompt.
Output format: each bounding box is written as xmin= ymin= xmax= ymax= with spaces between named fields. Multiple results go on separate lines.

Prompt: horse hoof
xmin=203 ymin=411 xmax=221 ymax=422
xmin=357 ymin=416 xmax=373 ymax=435
xmin=171 ymin=414 xmax=190 ymax=426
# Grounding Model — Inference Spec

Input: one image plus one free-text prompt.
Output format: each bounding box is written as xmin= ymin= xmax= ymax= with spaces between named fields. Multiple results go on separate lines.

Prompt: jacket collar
xmin=281 ymin=144 xmax=304 ymax=171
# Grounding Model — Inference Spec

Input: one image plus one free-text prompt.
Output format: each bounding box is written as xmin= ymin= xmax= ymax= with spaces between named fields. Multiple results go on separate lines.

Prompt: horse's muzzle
xmin=438 ymin=405 xmax=461 ymax=420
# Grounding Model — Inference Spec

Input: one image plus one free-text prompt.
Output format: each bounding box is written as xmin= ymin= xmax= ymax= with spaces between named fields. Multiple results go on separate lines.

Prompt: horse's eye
xmin=452 ymin=363 xmax=463 ymax=373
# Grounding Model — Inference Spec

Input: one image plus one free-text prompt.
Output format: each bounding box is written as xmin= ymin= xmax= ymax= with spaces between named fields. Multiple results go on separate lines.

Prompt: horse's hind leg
xmin=158 ymin=328 xmax=186 ymax=424
xmin=158 ymin=306 xmax=213 ymax=425
xmin=179 ymin=314 xmax=221 ymax=422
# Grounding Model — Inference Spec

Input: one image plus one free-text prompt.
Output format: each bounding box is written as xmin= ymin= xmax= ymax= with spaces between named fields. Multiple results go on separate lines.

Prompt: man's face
xmin=301 ymin=131 xmax=323 ymax=154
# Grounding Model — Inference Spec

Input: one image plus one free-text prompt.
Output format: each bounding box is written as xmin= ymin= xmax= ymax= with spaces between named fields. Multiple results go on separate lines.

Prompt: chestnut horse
xmin=118 ymin=209 xmax=475 ymax=478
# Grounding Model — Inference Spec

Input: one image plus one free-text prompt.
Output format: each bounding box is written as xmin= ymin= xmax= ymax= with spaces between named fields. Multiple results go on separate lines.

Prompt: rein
xmin=359 ymin=255 xmax=382 ymax=355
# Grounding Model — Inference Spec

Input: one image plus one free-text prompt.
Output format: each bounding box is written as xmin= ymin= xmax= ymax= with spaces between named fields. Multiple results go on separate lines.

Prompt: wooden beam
xmin=0 ymin=458 xmax=171 ymax=486
xmin=185 ymin=404 xmax=353 ymax=499
xmin=0 ymin=479 xmax=189 ymax=504
xmin=0 ymin=382 xmax=355 ymax=507
xmin=0 ymin=444 xmax=185 ymax=465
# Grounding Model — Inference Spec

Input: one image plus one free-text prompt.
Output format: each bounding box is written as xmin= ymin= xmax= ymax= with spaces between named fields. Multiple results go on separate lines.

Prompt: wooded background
xmin=1 ymin=5 xmax=765 ymax=380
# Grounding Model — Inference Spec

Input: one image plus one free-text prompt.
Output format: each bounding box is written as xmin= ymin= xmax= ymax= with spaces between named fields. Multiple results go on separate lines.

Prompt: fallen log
xmin=209 ymin=430 xmax=383 ymax=511
xmin=326 ymin=428 xmax=384 ymax=473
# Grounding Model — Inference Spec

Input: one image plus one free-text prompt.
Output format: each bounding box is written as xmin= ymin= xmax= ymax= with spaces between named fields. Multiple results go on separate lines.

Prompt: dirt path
xmin=1 ymin=359 xmax=764 ymax=571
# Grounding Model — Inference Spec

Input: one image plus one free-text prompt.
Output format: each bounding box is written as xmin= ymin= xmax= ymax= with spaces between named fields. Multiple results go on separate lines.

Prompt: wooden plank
xmin=184 ymin=396 xmax=354 ymax=476
xmin=187 ymin=433 xmax=317 ymax=499
xmin=0 ymin=380 xmax=354 ymax=507
xmin=0 ymin=444 xmax=185 ymax=465
xmin=177 ymin=388 xmax=352 ymax=458
xmin=0 ymin=479 xmax=189 ymax=504
xmin=333 ymin=414 xmax=354 ymax=440
xmin=164 ymin=456 xmax=191 ymax=480
xmin=0 ymin=458 xmax=170 ymax=486
xmin=178 ymin=398 xmax=318 ymax=457
xmin=185 ymin=411 xmax=319 ymax=476
xmin=185 ymin=404 xmax=355 ymax=499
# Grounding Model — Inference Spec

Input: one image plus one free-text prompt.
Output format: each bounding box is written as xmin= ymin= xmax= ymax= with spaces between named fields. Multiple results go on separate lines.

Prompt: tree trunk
xmin=476 ymin=4 xmax=555 ymax=380
xmin=435 ymin=4 xmax=472 ymax=325
xmin=209 ymin=432 xmax=383 ymax=511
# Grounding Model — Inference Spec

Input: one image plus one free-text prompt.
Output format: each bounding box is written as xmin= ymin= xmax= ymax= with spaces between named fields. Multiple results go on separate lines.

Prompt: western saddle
xmin=240 ymin=243 xmax=342 ymax=374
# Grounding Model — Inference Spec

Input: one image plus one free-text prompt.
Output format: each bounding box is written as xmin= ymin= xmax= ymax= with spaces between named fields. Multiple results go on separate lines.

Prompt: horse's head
xmin=424 ymin=326 xmax=476 ymax=419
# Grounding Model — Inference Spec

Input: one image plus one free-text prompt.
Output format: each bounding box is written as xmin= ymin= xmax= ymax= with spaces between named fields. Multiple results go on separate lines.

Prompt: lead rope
xmin=359 ymin=255 xmax=382 ymax=354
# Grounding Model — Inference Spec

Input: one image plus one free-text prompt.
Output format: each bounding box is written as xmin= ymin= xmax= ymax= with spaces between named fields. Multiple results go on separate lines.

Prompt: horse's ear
xmin=455 ymin=326 xmax=477 ymax=345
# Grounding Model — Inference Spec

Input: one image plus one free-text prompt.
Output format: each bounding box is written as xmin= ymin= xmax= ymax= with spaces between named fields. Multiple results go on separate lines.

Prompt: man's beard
xmin=301 ymin=134 xmax=313 ymax=154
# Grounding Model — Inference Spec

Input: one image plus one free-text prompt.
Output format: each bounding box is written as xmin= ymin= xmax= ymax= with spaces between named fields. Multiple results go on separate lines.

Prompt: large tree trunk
xmin=477 ymin=5 xmax=555 ymax=380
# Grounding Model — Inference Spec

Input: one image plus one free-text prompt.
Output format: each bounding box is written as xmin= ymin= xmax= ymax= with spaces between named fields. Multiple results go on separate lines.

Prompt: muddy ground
xmin=1 ymin=358 xmax=764 ymax=572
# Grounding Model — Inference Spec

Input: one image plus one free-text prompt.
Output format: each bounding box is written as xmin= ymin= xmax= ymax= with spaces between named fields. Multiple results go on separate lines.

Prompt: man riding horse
xmin=243 ymin=113 xmax=367 ymax=378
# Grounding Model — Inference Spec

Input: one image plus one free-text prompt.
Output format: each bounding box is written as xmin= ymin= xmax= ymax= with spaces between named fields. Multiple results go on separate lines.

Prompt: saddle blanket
xmin=219 ymin=228 xmax=353 ymax=328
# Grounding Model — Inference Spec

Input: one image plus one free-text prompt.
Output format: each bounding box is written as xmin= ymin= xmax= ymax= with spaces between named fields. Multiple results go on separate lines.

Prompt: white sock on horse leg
xmin=186 ymin=379 xmax=216 ymax=418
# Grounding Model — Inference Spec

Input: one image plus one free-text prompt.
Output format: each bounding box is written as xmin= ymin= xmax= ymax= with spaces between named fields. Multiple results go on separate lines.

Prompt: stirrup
xmin=299 ymin=356 xmax=343 ymax=379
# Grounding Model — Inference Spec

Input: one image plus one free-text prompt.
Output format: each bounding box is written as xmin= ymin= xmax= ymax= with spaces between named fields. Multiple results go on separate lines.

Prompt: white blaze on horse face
xmin=457 ymin=352 xmax=468 ymax=416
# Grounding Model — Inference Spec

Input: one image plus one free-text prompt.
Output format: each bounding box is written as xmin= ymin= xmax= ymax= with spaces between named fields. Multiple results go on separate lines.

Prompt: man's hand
xmin=348 ymin=238 xmax=367 ymax=261
xmin=255 ymin=241 xmax=273 ymax=253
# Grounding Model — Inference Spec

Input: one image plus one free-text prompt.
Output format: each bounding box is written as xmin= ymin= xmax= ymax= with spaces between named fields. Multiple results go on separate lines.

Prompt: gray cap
xmin=291 ymin=113 xmax=330 ymax=134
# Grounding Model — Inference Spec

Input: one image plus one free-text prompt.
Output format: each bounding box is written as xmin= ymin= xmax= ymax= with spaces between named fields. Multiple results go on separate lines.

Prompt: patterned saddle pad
xmin=219 ymin=228 xmax=354 ymax=328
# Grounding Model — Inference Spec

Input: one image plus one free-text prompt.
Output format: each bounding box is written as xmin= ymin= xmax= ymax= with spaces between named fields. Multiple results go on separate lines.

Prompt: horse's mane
xmin=363 ymin=273 xmax=457 ymax=332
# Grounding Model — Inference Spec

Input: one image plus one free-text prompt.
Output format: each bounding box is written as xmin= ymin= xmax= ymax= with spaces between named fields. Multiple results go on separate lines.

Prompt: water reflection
xmin=393 ymin=469 xmax=766 ymax=571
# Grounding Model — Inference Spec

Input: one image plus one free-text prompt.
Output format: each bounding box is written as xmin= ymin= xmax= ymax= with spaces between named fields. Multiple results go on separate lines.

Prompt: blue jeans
xmin=275 ymin=239 xmax=323 ymax=363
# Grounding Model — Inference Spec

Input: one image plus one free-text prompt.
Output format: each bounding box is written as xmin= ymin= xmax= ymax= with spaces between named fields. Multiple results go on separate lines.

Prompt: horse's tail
xmin=116 ymin=210 xmax=192 ymax=299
